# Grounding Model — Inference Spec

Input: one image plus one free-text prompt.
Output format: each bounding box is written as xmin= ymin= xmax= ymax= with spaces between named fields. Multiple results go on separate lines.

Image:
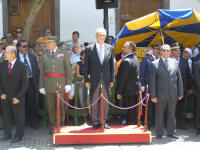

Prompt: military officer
xmin=0 ymin=41 xmax=5 ymax=130
xmin=39 ymin=36 xmax=72 ymax=133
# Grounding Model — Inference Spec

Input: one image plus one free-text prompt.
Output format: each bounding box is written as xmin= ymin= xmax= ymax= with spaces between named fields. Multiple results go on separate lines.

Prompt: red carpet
xmin=53 ymin=125 xmax=151 ymax=145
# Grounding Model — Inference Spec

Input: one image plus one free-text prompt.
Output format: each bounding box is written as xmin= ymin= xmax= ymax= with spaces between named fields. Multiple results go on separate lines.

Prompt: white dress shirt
xmin=96 ymin=42 xmax=105 ymax=64
xmin=19 ymin=52 xmax=32 ymax=71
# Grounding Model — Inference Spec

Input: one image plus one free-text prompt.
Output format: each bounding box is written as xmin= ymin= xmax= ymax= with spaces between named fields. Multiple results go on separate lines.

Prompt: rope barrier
xmin=58 ymin=92 xmax=148 ymax=110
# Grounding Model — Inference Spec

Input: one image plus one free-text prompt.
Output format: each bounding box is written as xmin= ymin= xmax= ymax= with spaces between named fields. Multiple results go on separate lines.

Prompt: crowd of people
xmin=0 ymin=26 xmax=199 ymax=144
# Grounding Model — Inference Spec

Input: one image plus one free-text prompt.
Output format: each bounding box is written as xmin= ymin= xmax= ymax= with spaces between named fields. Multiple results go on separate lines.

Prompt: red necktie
xmin=8 ymin=62 xmax=12 ymax=75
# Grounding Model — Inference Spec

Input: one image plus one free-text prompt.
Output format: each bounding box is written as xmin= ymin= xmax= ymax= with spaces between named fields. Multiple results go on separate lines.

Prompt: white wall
xmin=60 ymin=0 xmax=116 ymax=43
xmin=0 ymin=0 xmax=3 ymax=38
xmin=170 ymin=0 xmax=200 ymax=12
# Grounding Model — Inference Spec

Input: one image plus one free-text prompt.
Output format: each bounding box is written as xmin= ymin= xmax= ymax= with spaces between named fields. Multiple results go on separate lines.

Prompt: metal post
xmin=104 ymin=7 xmax=109 ymax=38
xmin=56 ymin=86 xmax=61 ymax=133
xmin=144 ymin=86 xmax=149 ymax=132
xmin=100 ymin=84 xmax=104 ymax=132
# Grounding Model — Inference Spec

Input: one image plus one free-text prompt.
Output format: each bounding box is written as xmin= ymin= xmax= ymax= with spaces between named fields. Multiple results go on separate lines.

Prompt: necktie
xmin=51 ymin=51 xmax=55 ymax=57
xmin=24 ymin=55 xmax=32 ymax=77
xmin=8 ymin=62 xmax=12 ymax=75
xmin=165 ymin=59 xmax=169 ymax=71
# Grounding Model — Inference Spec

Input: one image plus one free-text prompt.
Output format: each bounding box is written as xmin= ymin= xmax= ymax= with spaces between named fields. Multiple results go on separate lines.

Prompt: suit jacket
xmin=149 ymin=58 xmax=183 ymax=101
xmin=193 ymin=60 xmax=200 ymax=94
xmin=179 ymin=57 xmax=193 ymax=93
xmin=39 ymin=48 xmax=72 ymax=93
xmin=0 ymin=59 xmax=28 ymax=103
xmin=84 ymin=43 xmax=114 ymax=95
xmin=117 ymin=53 xmax=140 ymax=96
xmin=17 ymin=53 xmax=40 ymax=89
xmin=140 ymin=54 xmax=155 ymax=86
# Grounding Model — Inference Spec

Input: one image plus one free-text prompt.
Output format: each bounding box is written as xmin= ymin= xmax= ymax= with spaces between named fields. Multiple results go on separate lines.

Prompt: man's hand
xmin=178 ymin=96 xmax=183 ymax=100
xmin=151 ymin=98 xmax=158 ymax=103
xmin=39 ymin=88 xmax=46 ymax=95
xmin=141 ymin=86 xmax=145 ymax=92
xmin=65 ymin=85 xmax=72 ymax=93
xmin=188 ymin=90 xmax=192 ymax=95
xmin=85 ymin=82 xmax=91 ymax=89
xmin=81 ymin=79 xmax=84 ymax=84
xmin=1 ymin=94 xmax=7 ymax=100
xmin=110 ymin=82 xmax=114 ymax=88
xmin=12 ymin=97 xmax=20 ymax=104
xmin=117 ymin=94 xmax=122 ymax=100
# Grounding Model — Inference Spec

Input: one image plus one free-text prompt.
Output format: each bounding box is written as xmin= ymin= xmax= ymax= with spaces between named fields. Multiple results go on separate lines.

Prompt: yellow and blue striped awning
xmin=112 ymin=9 xmax=200 ymax=55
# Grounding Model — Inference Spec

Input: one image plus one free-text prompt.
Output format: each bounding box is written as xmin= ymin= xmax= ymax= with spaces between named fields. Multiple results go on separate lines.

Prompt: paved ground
xmin=0 ymin=119 xmax=199 ymax=150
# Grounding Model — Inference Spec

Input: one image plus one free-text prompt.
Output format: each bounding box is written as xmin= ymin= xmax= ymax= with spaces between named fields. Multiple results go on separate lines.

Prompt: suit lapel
xmin=28 ymin=54 xmax=34 ymax=71
xmin=160 ymin=58 xmax=169 ymax=73
xmin=11 ymin=60 xmax=19 ymax=76
xmin=93 ymin=44 xmax=101 ymax=65
xmin=102 ymin=44 xmax=108 ymax=65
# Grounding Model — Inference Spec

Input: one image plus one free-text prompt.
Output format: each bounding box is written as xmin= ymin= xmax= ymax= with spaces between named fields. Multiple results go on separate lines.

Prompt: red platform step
xmin=53 ymin=125 xmax=152 ymax=145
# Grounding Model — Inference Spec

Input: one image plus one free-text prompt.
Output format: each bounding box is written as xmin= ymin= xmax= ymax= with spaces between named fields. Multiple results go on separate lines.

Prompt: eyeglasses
xmin=21 ymin=45 xmax=28 ymax=48
xmin=16 ymin=31 xmax=22 ymax=33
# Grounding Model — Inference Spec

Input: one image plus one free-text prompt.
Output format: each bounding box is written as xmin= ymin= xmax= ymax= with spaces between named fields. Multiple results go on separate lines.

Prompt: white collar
xmin=161 ymin=57 xmax=170 ymax=62
xmin=125 ymin=53 xmax=134 ymax=58
xmin=50 ymin=47 xmax=57 ymax=53
xmin=9 ymin=58 xmax=17 ymax=65
xmin=96 ymin=42 xmax=104 ymax=48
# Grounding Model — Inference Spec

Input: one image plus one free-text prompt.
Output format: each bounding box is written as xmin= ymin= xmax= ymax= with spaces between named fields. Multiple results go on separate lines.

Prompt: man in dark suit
xmin=84 ymin=28 xmax=114 ymax=129
xmin=140 ymin=44 xmax=160 ymax=128
xmin=117 ymin=41 xmax=140 ymax=124
xmin=193 ymin=60 xmax=200 ymax=135
xmin=0 ymin=41 xmax=5 ymax=130
xmin=17 ymin=40 xmax=40 ymax=129
xmin=149 ymin=44 xmax=183 ymax=139
xmin=0 ymin=46 xmax=28 ymax=143
xmin=171 ymin=43 xmax=193 ymax=129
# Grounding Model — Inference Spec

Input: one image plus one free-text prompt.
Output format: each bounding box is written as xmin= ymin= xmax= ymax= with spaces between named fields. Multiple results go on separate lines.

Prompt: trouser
xmin=123 ymin=94 xmax=137 ymax=124
xmin=1 ymin=100 xmax=25 ymax=137
xmin=155 ymin=100 xmax=177 ymax=136
xmin=0 ymin=102 xmax=3 ymax=128
xmin=79 ymin=83 xmax=90 ymax=107
xmin=176 ymin=93 xmax=187 ymax=125
xmin=91 ymin=79 xmax=109 ymax=125
xmin=195 ymin=94 xmax=200 ymax=130
xmin=46 ymin=91 xmax=65 ymax=126
xmin=25 ymin=78 xmax=38 ymax=125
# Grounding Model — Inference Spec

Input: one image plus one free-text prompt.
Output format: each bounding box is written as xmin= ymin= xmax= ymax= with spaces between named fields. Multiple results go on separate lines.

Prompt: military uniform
xmin=0 ymin=42 xmax=5 ymax=129
xmin=39 ymin=36 xmax=72 ymax=127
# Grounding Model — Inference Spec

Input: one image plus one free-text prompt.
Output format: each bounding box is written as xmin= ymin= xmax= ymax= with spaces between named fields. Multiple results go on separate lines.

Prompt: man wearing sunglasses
xmin=17 ymin=40 xmax=40 ymax=129
xmin=149 ymin=44 xmax=183 ymax=140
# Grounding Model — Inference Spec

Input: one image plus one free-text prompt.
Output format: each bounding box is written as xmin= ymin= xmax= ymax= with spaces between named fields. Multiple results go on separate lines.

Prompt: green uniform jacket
xmin=0 ymin=52 xmax=5 ymax=63
xmin=39 ymin=48 xmax=72 ymax=93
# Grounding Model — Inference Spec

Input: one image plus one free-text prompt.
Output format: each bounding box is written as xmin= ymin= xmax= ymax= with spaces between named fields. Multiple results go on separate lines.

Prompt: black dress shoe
xmin=156 ymin=135 xmax=163 ymax=139
xmin=104 ymin=123 xmax=110 ymax=129
xmin=167 ymin=134 xmax=179 ymax=139
xmin=11 ymin=136 xmax=22 ymax=143
xmin=196 ymin=130 xmax=200 ymax=135
xmin=92 ymin=124 xmax=100 ymax=130
xmin=0 ymin=136 xmax=12 ymax=141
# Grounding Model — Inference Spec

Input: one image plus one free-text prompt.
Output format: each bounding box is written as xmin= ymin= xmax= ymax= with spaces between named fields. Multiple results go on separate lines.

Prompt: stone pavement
xmin=0 ymin=123 xmax=200 ymax=150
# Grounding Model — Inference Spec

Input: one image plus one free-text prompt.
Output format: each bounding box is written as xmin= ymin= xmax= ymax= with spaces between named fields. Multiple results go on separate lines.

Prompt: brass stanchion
xmin=137 ymin=86 xmax=142 ymax=127
xmin=65 ymin=92 xmax=70 ymax=125
xmin=56 ymin=84 xmax=61 ymax=133
xmin=100 ymin=84 xmax=104 ymax=132
xmin=144 ymin=86 xmax=149 ymax=132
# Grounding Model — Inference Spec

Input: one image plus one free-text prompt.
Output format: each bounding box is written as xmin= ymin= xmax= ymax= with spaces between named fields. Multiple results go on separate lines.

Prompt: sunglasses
xmin=16 ymin=31 xmax=22 ymax=33
xmin=21 ymin=45 xmax=28 ymax=48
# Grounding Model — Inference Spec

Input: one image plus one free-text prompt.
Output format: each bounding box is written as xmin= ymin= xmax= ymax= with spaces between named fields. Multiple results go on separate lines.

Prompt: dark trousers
xmin=195 ymin=94 xmax=200 ymax=131
xmin=0 ymin=102 xmax=3 ymax=128
xmin=1 ymin=100 xmax=25 ymax=137
xmin=123 ymin=94 xmax=137 ymax=124
xmin=147 ymin=95 xmax=155 ymax=127
xmin=155 ymin=100 xmax=177 ymax=136
xmin=176 ymin=94 xmax=187 ymax=125
xmin=46 ymin=91 xmax=65 ymax=126
xmin=91 ymin=79 xmax=109 ymax=125
xmin=25 ymin=78 xmax=38 ymax=125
